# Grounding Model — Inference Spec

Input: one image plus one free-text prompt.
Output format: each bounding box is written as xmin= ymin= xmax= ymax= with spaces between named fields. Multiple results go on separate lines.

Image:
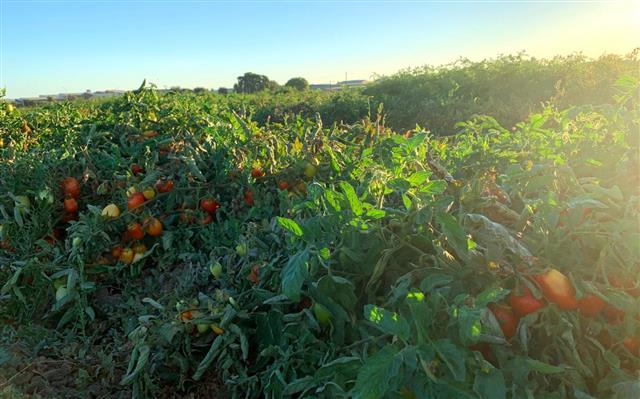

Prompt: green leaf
xmin=526 ymin=358 xmax=564 ymax=374
xmin=365 ymin=209 xmax=386 ymax=219
xmin=474 ymin=368 xmax=506 ymax=399
xmin=364 ymin=305 xmax=410 ymax=340
xmin=339 ymin=181 xmax=363 ymax=216
xmin=407 ymin=171 xmax=431 ymax=187
xmin=120 ymin=345 xmax=150 ymax=385
xmin=434 ymin=339 xmax=466 ymax=381
xmin=352 ymin=345 xmax=399 ymax=399
xmin=436 ymin=212 xmax=468 ymax=260
xmin=420 ymin=180 xmax=448 ymax=194
xmin=275 ymin=217 xmax=303 ymax=237
xmin=192 ymin=336 xmax=224 ymax=380
xmin=281 ymin=249 xmax=309 ymax=301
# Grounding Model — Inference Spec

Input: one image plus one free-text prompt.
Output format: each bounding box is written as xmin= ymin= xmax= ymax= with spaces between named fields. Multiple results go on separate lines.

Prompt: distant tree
xmin=194 ymin=87 xmax=207 ymax=93
xmin=285 ymin=77 xmax=309 ymax=91
xmin=218 ymin=87 xmax=228 ymax=95
xmin=266 ymin=80 xmax=280 ymax=92
xmin=234 ymin=72 xmax=273 ymax=93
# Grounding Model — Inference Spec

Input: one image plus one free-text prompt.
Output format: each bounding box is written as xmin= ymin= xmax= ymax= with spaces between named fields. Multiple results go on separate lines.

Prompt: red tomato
xmin=623 ymin=337 xmax=640 ymax=356
xmin=278 ymin=181 xmax=289 ymax=190
xmin=127 ymin=223 xmax=144 ymax=241
xmin=63 ymin=197 xmax=78 ymax=213
xmin=489 ymin=305 xmax=518 ymax=340
xmin=61 ymin=177 xmax=81 ymax=199
xmin=509 ymin=286 xmax=545 ymax=317
xmin=244 ymin=190 xmax=254 ymax=206
xmin=144 ymin=217 xmax=163 ymax=236
xmin=251 ymin=167 xmax=265 ymax=178
xmin=578 ymin=294 xmax=606 ymax=317
xmin=131 ymin=163 xmax=145 ymax=176
xmin=200 ymin=198 xmax=220 ymax=213
xmin=534 ymin=269 xmax=578 ymax=310
xmin=155 ymin=178 xmax=174 ymax=193
xmin=127 ymin=192 xmax=146 ymax=211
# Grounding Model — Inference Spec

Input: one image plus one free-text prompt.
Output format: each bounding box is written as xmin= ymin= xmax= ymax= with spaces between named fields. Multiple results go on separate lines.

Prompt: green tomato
xmin=14 ymin=195 xmax=30 ymax=209
xmin=313 ymin=303 xmax=332 ymax=326
xmin=37 ymin=189 xmax=54 ymax=205
xmin=196 ymin=323 xmax=210 ymax=334
xmin=235 ymin=243 xmax=247 ymax=257
xmin=210 ymin=261 xmax=223 ymax=279
xmin=55 ymin=286 xmax=68 ymax=301
xmin=303 ymin=162 xmax=317 ymax=179
xmin=53 ymin=277 xmax=66 ymax=290
xmin=72 ymin=237 xmax=83 ymax=248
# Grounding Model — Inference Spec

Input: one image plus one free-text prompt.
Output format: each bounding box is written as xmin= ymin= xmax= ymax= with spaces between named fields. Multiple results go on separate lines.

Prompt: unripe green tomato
xmin=96 ymin=182 xmax=109 ymax=195
xmin=72 ymin=237 xmax=82 ymax=248
xmin=37 ymin=189 xmax=54 ymax=205
xmin=235 ymin=243 xmax=247 ymax=257
xmin=55 ymin=286 xmax=68 ymax=301
xmin=53 ymin=277 xmax=66 ymax=290
xmin=313 ymin=303 xmax=331 ymax=325
xmin=210 ymin=262 xmax=223 ymax=279
xmin=196 ymin=323 xmax=210 ymax=334
xmin=5 ymin=103 xmax=15 ymax=113
xmin=303 ymin=163 xmax=317 ymax=179
xmin=15 ymin=195 xmax=30 ymax=209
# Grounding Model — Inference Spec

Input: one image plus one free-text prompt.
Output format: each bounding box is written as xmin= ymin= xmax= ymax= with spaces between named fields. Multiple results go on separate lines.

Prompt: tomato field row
xmin=0 ymin=76 xmax=639 ymax=398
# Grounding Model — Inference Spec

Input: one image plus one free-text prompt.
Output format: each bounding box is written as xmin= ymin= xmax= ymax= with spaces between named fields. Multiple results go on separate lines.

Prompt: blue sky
xmin=1 ymin=0 xmax=638 ymax=98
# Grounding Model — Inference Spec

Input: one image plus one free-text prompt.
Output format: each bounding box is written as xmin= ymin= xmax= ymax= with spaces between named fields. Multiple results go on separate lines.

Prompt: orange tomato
xmin=248 ymin=265 xmax=260 ymax=284
xmin=132 ymin=243 xmax=147 ymax=254
xmin=200 ymin=213 xmax=213 ymax=225
xmin=278 ymin=181 xmax=289 ymax=190
xmin=61 ymin=212 xmax=78 ymax=223
xmin=61 ymin=177 xmax=80 ymax=199
xmin=63 ymin=197 xmax=78 ymax=213
xmin=534 ymin=269 xmax=578 ymax=310
xmin=578 ymin=294 xmax=606 ymax=317
xmin=509 ymin=286 xmax=545 ymax=317
xmin=111 ymin=245 xmax=123 ymax=259
xmin=127 ymin=192 xmax=146 ymax=211
xmin=603 ymin=305 xmax=625 ymax=325
xmin=144 ymin=217 xmax=163 ymax=236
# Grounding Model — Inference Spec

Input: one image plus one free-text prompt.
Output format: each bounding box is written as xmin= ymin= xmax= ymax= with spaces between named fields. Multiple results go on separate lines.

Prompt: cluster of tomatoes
xmin=489 ymin=268 xmax=639 ymax=356
xmin=60 ymin=177 xmax=81 ymax=223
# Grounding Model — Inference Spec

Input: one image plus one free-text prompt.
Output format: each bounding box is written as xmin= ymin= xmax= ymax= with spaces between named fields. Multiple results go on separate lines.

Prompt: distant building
xmin=310 ymin=79 xmax=369 ymax=91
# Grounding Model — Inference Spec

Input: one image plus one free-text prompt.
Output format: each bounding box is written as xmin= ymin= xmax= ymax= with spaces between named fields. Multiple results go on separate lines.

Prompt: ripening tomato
xmin=180 ymin=211 xmax=195 ymax=224
xmin=63 ymin=197 xmax=78 ymax=213
xmin=144 ymin=217 xmax=163 ymax=236
xmin=101 ymin=203 xmax=120 ymax=218
xmin=578 ymin=294 xmax=606 ymax=317
xmin=278 ymin=181 xmax=289 ymax=190
xmin=623 ymin=337 xmax=640 ymax=356
xmin=142 ymin=130 xmax=158 ymax=139
xmin=251 ymin=167 xmax=265 ymax=178
xmin=131 ymin=163 xmax=145 ymax=175
xmin=127 ymin=192 xmax=146 ymax=211
xmin=248 ymin=264 xmax=260 ymax=284
xmin=534 ymin=269 xmax=578 ymax=310
xmin=200 ymin=213 xmax=213 ymax=225
xmin=604 ymin=305 xmax=625 ymax=325
xmin=180 ymin=310 xmax=193 ymax=322
xmin=489 ymin=305 xmax=518 ymax=340
xmin=61 ymin=177 xmax=81 ymax=199
xmin=243 ymin=190 xmax=254 ymax=206
xmin=127 ymin=223 xmax=144 ymax=241
xmin=61 ymin=212 xmax=78 ymax=223
xmin=155 ymin=178 xmax=174 ymax=193
xmin=119 ymin=248 xmax=134 ymax=264
xmin=200 ymin=198 xmax=220 ymax=213
xmin=111 ymin=245 xmax=123 ymax=259
xmin=509 ymin=286 xmax=545 ymax=317
xmin=132 ymin=243 xmax=147 ymax=254
xmin=142 ymin=187 xmax=156 ymax=200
